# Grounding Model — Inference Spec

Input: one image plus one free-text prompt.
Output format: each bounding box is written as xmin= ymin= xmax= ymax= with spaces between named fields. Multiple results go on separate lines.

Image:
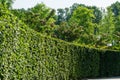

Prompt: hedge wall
xmin=100 ymin=50 xmax=120 ymax=77
xmin=0 ymin=8 xmax=120 ymax=80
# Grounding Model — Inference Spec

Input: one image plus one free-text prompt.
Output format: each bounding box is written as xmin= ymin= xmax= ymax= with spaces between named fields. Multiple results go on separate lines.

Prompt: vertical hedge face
xmin=100 ymin=50 xmax=120 ymax=77
xmin=0 ymin=9 xmax=120 ymax=80
xmin=0 ymin=11 xmax=100 ymax=80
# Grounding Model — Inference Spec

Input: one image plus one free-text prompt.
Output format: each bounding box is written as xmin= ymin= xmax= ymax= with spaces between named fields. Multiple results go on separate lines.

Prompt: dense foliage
xmin=11 ymin=2 xmax=120 ymax=50
xmin=0 ymin=7 xmax=100 ymax=79
xmin=0 ymin=1 xmax=120 ymax=80
xmin=0 ymin=7 xmax=120 ymax=80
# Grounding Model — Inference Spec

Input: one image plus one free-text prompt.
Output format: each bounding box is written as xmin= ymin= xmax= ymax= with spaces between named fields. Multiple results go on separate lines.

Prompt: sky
xmin=12 ymin=0 xmax=120 ymax=10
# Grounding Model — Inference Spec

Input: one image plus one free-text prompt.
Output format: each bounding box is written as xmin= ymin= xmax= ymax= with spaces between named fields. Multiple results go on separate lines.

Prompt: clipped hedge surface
xmin=100 ymin=50 xmax=120 ymax=77
xmin=0 ymin=9 xmax=120 ymax=80
xmin=0 ymin=11 xmax=99 ymax=80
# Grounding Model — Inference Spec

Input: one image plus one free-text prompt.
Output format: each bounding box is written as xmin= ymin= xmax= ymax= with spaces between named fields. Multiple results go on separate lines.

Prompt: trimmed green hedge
xmin=0 ymin=9 xmax=120 ymax=80
xmin=100 ymin=50 xmax=120 ymax=77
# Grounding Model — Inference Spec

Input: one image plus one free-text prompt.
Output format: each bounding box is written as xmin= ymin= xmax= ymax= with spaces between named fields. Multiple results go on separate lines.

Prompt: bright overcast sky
xmin=12 ymin=0 xmax=120 ymax=10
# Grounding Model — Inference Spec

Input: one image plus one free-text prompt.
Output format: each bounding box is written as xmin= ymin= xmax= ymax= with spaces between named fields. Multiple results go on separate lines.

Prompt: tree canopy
xmin=1 ymin=1 xmax=119 ymax=50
